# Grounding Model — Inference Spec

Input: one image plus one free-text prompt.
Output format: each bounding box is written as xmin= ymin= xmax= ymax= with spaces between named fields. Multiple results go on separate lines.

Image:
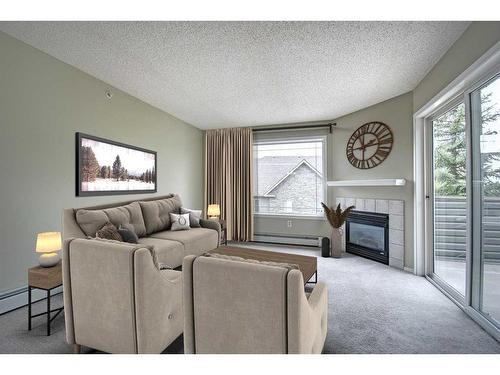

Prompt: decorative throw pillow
xmin=118 ymin=224 xmax=139 ymax=244
xmin=96 ymin=222 xmax=122 ymax=242
xmin=170 ymin=213 xmax=191 ymax=231
xmin=180 ymin=207 xmax=202 ymax=228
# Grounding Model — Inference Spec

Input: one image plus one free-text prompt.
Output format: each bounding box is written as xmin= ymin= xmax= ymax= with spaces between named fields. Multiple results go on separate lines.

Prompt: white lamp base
xmin=38 ymin=252 xmax=60 ymax=267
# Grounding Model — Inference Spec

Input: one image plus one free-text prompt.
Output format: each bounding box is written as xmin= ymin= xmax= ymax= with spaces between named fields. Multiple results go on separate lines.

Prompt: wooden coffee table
xmin=209 ymin=246 xmax=317 ymax=284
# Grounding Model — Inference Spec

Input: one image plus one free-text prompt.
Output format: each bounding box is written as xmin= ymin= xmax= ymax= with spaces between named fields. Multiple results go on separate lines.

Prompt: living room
xmin=1 ymin=1 xmax=500 ymax=373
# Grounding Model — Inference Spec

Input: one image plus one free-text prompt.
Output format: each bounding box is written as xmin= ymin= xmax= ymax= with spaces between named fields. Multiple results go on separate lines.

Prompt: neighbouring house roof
xmin=254 ymin=156 xmax=323 ymax=196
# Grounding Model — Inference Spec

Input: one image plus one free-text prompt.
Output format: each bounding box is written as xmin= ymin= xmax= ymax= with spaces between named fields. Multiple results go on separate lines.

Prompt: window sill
xmin=254 ymin=213 xmax=326 ymax=221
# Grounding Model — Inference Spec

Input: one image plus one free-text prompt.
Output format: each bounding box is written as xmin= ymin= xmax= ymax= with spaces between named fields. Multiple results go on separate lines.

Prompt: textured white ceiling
xmin=0 ymin=21 xmax=469 ymax=129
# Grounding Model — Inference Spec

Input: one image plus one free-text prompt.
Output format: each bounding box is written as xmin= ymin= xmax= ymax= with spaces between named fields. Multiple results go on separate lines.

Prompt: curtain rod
xmin=252 ymin=122 xmax=337 ymax=134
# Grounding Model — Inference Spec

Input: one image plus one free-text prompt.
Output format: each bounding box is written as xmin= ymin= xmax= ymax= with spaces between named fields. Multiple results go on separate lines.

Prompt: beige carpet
xmin=1 ymin=243 xmax=499 ymax=353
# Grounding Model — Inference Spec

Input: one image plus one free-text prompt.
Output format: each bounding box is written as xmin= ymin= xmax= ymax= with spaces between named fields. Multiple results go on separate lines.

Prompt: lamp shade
xmin=36 ymin=232 xmax=62 ymax=253
xmin=207 ymin=204 xmax=220 ymax=217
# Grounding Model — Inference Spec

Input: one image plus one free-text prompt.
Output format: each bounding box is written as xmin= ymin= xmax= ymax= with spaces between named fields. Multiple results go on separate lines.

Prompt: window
xmin=253 ymin=137 xmax=326 ymax=216
xmin=430 ymin=100 xmax=467 ymax=296
xmin=470 ymin=73 xmax=500 ymax=327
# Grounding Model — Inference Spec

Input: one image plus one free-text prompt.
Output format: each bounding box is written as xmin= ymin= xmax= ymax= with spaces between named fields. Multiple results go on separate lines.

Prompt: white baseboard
xmin=253 ymin=233 xmax=322 ymax=247
xmin=0 ymin=285 xmax=63 ymax=315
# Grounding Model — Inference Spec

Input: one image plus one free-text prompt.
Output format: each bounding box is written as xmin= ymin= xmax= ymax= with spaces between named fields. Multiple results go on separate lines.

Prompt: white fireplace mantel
xmin=327 ymin=178 xmax=406 ymax=187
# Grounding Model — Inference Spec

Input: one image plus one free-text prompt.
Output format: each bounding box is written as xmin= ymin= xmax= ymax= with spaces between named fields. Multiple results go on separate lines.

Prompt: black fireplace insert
xmin=345 ymin=210 xmax=389 ymax=264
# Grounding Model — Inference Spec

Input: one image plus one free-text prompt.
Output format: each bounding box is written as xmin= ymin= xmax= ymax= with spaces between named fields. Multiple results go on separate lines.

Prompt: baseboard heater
xmin=253 ymin=233 xmax=322 ymax=247
xmin=0 ymin=285 xmax=63 ymax=316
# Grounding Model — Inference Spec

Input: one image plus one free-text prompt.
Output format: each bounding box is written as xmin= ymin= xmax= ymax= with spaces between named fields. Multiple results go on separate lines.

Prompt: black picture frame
xmin=76 ymin=132 xmax=157 ymax=197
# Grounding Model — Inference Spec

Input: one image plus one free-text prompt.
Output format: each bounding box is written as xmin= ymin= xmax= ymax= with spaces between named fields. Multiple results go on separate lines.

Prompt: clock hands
xmin=354 ymin=138 xmax=378 ymax=151
xmin=361 ymin=134 xmax=365 ymax=161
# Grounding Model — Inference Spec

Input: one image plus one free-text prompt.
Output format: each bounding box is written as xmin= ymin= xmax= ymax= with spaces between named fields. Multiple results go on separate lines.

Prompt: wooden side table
xmin=28 ymin=262 xmax=63 ymax=336
xmin=219 ymin=219 xmax=227 ymax=245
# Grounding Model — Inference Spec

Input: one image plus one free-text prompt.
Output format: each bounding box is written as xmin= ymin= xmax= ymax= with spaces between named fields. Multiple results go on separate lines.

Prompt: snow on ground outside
xmin=82 ymin=178 xmax=155 ymax=191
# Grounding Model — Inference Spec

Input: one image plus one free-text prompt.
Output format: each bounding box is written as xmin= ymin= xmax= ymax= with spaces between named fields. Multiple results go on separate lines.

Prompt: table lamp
xmin=207 ymin=204 xmax=220 ymax=220
xmin=36 ymin=232 xmax=62 ymax=267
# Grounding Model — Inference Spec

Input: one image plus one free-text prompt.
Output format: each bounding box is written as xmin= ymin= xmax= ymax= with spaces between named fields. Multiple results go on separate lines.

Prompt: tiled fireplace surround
xmin=336 ymin=197 xmax=405 ymax=270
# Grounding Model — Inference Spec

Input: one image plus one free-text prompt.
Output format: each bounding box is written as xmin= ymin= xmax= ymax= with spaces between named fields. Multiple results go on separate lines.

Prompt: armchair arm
xmin=199 ymin=218 xmax=221 ymax=243
xmin=62 ymin=238 xmax=76 ymax=345
xmin=307 ymin=282 xmax=328 ymax=317
xmin=134 ymin=248 xmax=183 ymax=353
xmin=307 ymin=282 xmax=328 ymax=353
xmin=287 ymin=270 xmax=328 ymax=354
xmin=63 ymin=238 xmax=152 ymax=353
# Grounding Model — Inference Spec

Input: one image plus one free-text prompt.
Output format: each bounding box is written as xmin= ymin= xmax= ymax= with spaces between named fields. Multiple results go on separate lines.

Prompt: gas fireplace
xmin=345 ymin=210 xmax=389 ymax=264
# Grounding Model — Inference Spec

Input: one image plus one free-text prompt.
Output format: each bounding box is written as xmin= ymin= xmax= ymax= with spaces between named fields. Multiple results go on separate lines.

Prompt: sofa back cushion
xmin=76 ymin=201 xmax=147 ymax=237
xmin=139 ymin=195 xmax=183 ymax=234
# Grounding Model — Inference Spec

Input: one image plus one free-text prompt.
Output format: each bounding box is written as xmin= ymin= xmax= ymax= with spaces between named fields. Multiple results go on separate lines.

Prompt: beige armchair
xmin=182 ymin=254 xmax=328 ymax=354
xmin=62 ymin=238 xmax=183 ymax=353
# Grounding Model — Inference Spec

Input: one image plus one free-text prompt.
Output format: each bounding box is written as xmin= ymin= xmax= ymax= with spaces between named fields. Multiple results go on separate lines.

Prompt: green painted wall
xmin=0 ymin=32 xmax=204 ymax=293
xmin=414 ymin=22 xmax=500 ymax=112
xmin=255 ymin=92 xmax=414 ymax=268
xmin=329 ymin=92 xmax=414 ymax=268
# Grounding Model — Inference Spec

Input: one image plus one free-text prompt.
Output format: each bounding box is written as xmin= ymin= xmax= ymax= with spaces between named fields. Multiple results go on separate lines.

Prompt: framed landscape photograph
xmin=76 ymin=133 xmax=157 ymax=196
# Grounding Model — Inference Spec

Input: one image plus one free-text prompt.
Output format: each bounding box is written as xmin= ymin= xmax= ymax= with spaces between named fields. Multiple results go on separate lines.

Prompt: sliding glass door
xmin=427 ymin=70 xmax=500 ymax=335
xmin=430 ymin=101 xmax=467 ymax=297
xmin=471 ymin=73 xmax=500 ymax=327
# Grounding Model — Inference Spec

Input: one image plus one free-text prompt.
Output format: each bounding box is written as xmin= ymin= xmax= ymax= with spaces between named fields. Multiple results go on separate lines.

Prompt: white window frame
xmin=425 ymin=96 xmax=468 ymax=306
xmin=253 ymin=135 xmax=328 ymax=219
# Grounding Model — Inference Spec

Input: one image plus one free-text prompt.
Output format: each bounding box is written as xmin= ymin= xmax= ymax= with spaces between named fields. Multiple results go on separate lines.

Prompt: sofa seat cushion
xmin=139 ymin=195 xmax=182 ymax=235
xmin=76 ymin=201 xmax=147 ymax=238
xmin=150 ymin=228 xmax=218 ymax=256
xmin=137 ymin=237 xmax=184 ymax=269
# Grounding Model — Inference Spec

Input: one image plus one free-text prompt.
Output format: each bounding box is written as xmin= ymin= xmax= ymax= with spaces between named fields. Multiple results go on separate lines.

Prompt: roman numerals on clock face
xmin=345 ymin=121 xmax=393 ymax=169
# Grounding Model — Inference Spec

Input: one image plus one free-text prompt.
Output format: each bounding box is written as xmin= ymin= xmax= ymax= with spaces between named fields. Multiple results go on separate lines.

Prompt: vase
xmin=330 ymin=227 xmax=343 ymax=258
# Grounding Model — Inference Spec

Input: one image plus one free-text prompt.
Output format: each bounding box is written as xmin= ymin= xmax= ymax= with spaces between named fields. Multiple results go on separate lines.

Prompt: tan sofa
xmin=62 ymin=194 xmax=220 ymax=353
xmin=183 ymin=254 xmax=328 ymax=354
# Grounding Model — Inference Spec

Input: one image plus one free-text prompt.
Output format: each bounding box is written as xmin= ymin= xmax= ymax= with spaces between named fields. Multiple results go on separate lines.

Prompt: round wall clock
xmin=346 ymin=121 xmax=393 ymax=169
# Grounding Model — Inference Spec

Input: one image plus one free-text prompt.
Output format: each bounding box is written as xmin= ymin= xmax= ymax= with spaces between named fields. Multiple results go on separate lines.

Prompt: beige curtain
xmin=204 ymin=128 xmax=253 ymax=242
